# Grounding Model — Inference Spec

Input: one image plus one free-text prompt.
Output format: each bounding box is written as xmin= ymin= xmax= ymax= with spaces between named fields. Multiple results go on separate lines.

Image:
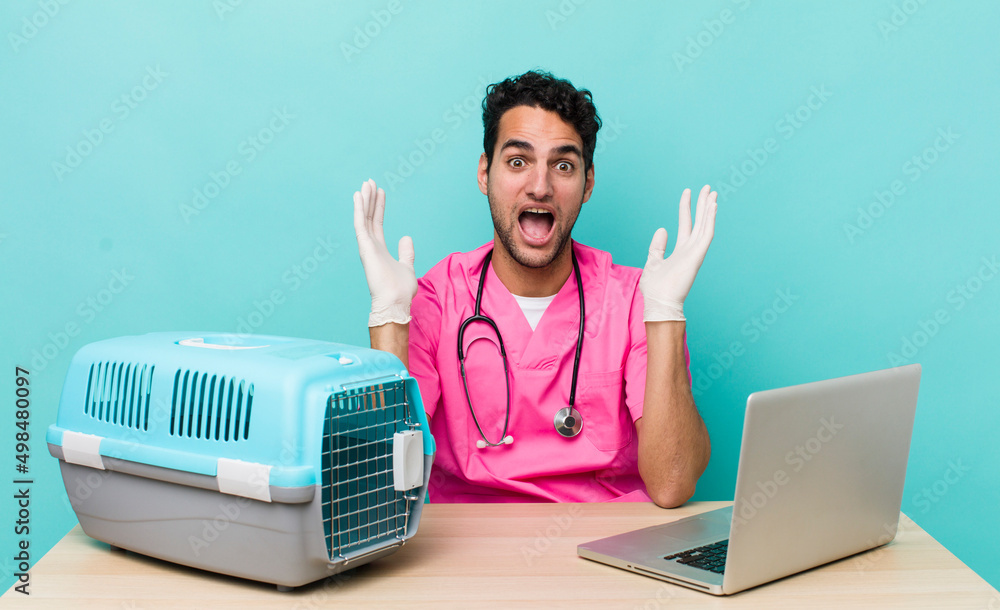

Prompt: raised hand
xmin=352 ymin=179 xmax=417 ymax=326
xmin=638 ymin=185 xmax=718 ymax=322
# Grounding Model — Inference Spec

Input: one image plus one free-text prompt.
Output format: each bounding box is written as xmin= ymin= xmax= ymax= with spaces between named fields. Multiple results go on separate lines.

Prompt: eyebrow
xmin=499 ymin=139 xmax=583 ymax=160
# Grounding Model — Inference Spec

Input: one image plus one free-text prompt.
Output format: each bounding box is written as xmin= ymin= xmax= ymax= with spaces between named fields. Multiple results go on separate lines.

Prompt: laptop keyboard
xmin=664 ymin=540 xmax=728 ymax=574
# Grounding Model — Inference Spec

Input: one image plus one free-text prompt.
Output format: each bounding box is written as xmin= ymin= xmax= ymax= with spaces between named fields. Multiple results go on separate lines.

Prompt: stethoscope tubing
xmin=457 ymin=246 xmax=584 ymax=447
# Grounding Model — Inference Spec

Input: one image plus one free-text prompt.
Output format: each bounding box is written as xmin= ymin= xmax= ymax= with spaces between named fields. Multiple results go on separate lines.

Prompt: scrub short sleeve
xmin=623 ymin=284 xmax=693 ymax=423
xmin=624 ymin=280 xmax=648 ymax=422
xmin=408 ymin=278 xmax=443 ymax=420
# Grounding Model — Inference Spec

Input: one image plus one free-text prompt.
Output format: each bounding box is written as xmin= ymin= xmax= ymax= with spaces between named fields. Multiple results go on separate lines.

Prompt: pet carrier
xmin=46 ymin=332 xmax=435 ymax=590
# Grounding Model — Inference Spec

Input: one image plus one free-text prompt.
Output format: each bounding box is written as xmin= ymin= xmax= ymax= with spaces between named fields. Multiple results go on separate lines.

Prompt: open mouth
xmin=518 ymin=208 xmax=555 ymax=244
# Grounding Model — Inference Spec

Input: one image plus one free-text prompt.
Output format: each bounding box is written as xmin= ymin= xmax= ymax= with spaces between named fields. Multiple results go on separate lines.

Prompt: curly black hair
xmin=482 ymin=70 xmax=602 ymax=174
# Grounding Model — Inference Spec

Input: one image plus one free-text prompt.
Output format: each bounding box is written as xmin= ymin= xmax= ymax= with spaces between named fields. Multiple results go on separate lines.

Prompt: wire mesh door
xmin=321 ymin=379 xmax=412 ymax=562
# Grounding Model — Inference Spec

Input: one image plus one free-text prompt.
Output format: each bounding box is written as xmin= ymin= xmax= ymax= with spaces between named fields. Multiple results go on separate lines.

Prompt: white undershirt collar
xmin=511 ymin=293 xmax=557 ymax=331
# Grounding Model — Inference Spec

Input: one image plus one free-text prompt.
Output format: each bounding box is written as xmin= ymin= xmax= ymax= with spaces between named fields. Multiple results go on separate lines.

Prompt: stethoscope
xmin=458 ymin=247 xmax=585 ymax=449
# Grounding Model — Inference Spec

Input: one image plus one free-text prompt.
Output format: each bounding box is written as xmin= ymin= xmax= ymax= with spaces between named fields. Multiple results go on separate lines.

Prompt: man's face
xmin=478 ymin=105 xmax=595 ymax=270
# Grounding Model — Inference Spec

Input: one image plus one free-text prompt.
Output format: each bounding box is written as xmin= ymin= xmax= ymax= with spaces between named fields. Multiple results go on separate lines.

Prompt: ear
xmin=477 ymin=153 xmax=489 ymax=196
xmin=581 ymin=164 xmax=595 ymax=203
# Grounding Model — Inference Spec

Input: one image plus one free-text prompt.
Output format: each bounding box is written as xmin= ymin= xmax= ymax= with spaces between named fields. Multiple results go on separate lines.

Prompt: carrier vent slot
xmin=322 ymin=380 xmax=412 ymax=561
xmin=83 ymin=361 xmax=154 ymax=431
xmin=170 ymin=370 xmax=253 ymax=441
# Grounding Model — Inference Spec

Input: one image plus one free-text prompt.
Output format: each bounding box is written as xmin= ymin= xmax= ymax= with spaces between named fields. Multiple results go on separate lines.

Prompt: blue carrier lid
xmin=47 ymin=332 xmax=435 ymax=498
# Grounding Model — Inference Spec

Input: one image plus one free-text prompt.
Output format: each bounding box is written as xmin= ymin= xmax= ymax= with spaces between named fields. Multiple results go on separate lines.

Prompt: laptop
xmin=577 ymin=364 xmax=921 ymax=595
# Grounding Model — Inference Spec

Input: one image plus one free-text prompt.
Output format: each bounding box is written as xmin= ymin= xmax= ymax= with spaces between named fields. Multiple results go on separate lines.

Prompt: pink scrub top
xmin=409 ymin=241 xmax=690 ymax=502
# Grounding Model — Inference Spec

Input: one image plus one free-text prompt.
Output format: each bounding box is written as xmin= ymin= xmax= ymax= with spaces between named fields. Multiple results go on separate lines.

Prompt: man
xmin=353 ymin=70 xmax=717 ymax=507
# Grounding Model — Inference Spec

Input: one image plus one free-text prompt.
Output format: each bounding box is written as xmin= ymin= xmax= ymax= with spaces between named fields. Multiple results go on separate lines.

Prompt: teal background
xmin=2 ymin=0 xmax=998 ymax=596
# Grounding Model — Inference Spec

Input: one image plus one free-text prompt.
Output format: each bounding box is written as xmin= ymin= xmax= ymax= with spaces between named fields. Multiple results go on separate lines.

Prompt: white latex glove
xmin=352 ymin=179 xmax=417 ymax=327
xmin=639 ymin=185 xmax=718 ymax=322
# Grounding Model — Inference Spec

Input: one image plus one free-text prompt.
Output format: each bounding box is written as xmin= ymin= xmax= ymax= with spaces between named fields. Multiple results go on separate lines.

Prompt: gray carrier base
xmin=51 ymin=444 xmax=430 ymax=589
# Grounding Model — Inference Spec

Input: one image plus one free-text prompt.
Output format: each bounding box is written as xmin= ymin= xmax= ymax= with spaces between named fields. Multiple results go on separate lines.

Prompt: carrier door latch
xmin=392 ymin=430 xmax=423 ymax=491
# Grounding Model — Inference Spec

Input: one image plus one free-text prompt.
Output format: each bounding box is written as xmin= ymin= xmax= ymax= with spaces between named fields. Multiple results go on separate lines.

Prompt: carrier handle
xmin=178 ymin=337 xmax=269 ymax=350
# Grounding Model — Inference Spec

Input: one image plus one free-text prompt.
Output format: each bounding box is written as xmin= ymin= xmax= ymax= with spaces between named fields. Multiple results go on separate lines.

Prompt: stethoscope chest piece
xmin=554 ymin=407 xmax=583 ymax=438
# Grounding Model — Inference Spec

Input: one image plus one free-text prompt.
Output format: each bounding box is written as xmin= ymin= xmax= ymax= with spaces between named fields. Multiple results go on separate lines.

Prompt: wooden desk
xmin=6 ymin=502 xmax=998 ymax=608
